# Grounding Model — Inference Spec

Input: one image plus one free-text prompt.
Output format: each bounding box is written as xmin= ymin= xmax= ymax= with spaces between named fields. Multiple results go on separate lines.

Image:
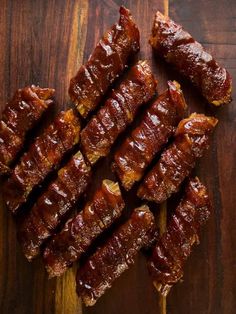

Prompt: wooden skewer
xmin=164 ymin=0 xmax=169 ymax=17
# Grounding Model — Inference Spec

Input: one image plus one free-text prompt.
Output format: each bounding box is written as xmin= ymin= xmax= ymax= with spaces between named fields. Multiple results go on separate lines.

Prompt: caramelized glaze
xmin=81 ymin=60 xmax=157 ymax=165
xmin=69 ymin=6 xmax=140 ymax=118
xmin=0 ymin=86 xmax=54 ymax=175
xmin=150 ymin=11 xmax=232 ymax=105
xmin=43 ymin=180 xmax=124 ymax=277
xmin=148 ymin=177 xmax=211 ymax=296
xmin=4 ymin=109 xmax=80 ymax=213
xmin=113 ymin=81 xmax=186 ymax=190
xmin=76 ymin=205 xmax=157 ymax=306
xmin=17 ymin=151 xmax=91 ymax=260
xmin=138 ymin=113 xmax=218 ymax=203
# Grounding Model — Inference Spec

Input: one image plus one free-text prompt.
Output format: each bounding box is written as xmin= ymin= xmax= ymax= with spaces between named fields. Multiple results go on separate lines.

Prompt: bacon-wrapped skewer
xmin=17 ymin=151 xmax=91 ymax=261
xmin=4 ymin=109 xmax=80 ymax=214
xmin=148 ymin=177 xmax=211 ymax=296
xmin=43 ymin=180 xmax=125 ymax=277
xmin=69 ymin=6 xmax=140 ymax=118
xmin=150 ymin=12 xmax=232 ymax=106
xmin=112 ymin=80 xmax=187 ymax=190
xmin=137 ymin=113 xmax=218 ymax=203
xmin=76 ymin=205 xmax=157 ymax=306
xmin=81 ymin=60 xmax=157 ymax=165
xmin=0 ymin=86 xmax=54 ymax=175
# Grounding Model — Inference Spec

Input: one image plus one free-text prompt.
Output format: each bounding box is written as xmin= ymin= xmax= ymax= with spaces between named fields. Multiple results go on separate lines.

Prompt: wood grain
xmin=166 ymin=1 xmax=236 ymax=314
xmin=0 ymin=1 xmax=235 ymax=314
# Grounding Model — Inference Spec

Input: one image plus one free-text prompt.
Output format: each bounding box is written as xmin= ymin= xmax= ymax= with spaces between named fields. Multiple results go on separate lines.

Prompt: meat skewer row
xmin=76 ymin=205 xmax=158 ymax=306
xmin=43 ymin=180 xmax=125 ymax=278
xmin=69 ymin=6 xmax=140 ymax=118
xmin=81 ymin=60 xmax=157 ymax=165
xmin=112 ymin=80 xmax=187 ymax=190
xmin=0 ymin=85 xmax=54 ymax=175
xmin=148 ymin=177 xmax=211 ymax=296
xmin=17 ymin=151 xmax=91 ymax=261
xmin=137 ymin=113 xmax=218 ymax=203
xmin=18 ymin=61 xmax=155 ymax=260
xmin=4 ymin=109 xmax=80 ymax=214
xmin=150 ymin=11 xmax=232 ymax=106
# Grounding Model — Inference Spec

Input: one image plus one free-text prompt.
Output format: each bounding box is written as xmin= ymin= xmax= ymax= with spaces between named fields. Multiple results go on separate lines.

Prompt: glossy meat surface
xmin=137 ymin=113 xmax=218 ymax=203
xmin=76 ymin=205 xmax=158 ymax=306
xmin=81 ymin=60 xmax=157 ymax=165
xmin=0 ymin=161 xmax=10 ymax=175
xmin=69 ymin=6 xmax=140 ymax=118
xmin=17 ymin=151 xmax=91 ymax=261
xmin=150 ymin=11 xmax=232 ymax=105
xmin=148 ymin=177 xmax=211 ymax=296
xmin=3 ymin=109 xmax=80 ymax=214
xmin=0 ymin=86 xmax=54 ymax=175
xmin=43 ymin=180 xmax=125 ymax=277
xmin=113 ymin=80 xmax=187 ymax=190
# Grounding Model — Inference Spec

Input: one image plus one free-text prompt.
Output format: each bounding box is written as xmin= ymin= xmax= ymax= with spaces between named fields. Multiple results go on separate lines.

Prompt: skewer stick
xmin=164 ymin=0 xmax=169 ymax=17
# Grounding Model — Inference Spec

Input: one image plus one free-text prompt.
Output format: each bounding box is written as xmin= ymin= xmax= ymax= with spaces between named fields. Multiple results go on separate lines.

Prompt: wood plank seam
xmin=159 ymin=2 xmax=168 ymax=314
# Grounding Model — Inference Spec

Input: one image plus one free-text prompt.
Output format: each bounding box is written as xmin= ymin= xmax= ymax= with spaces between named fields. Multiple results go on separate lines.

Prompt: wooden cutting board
xmin=0 ymin=1 xmax=235 ymax=313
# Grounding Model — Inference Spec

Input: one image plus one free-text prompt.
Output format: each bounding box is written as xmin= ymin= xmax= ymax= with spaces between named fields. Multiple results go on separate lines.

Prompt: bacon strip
xmin=81 ymin=60 xmax=157 ymax=165
xmin=0 ymin=161 xmax=11 ymax=175
xmin=4 ymin=109 xmax=80 ymax=213
xmin=0 ymin=86 xmax=54 ymax=175
xmin=148 ymin=177 xmax=211 ymax=296
xmin=76 ymin=205 xmax=157 ymax=306
xmin=150 ymin=11 xmax=232 ymax=106
xmin=137 ymin=113 xmax=218 ymax=203
xmin=69 ymin=6 xmax=140 ymax=118
xmin=112 ymin=80 xmax=186 ymax=190
xmin=17 ymin=151 xmax=91 ymax=260
xmin=43 ymin=180 xmax=125 ymax=277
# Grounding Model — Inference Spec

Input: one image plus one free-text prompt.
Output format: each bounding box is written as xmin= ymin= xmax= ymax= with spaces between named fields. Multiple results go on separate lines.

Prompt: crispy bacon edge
xmin=43 ymin=180 xmax=125 ymax=278
xmin=112 ymin=80 xmax=187 ymax=190
xmin=69 ymin=6 xmax=140 ymax=118
xmin=0 ymin=86 xmax=54 ymax=175
xmin=76 ymin=205 xmax=158 ymax=306
xmin=4 ymin=109 xmax=81 ymax=214
xmin=80 ymin=60 xmax=157 ymax=165
xmin=137 ymin=113 xmax=218 ymax=203
xmin=148 ymin=177 xmax=211 ymax=296
xmin=150 ymin=11 xmax=232 ymax=105
xmin=17 ymin=150 xmax=91 ymax=261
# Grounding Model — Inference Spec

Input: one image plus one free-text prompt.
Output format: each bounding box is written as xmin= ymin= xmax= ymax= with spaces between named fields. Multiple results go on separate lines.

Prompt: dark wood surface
xmin=0 ymin=1 xmax=235 ymax=313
